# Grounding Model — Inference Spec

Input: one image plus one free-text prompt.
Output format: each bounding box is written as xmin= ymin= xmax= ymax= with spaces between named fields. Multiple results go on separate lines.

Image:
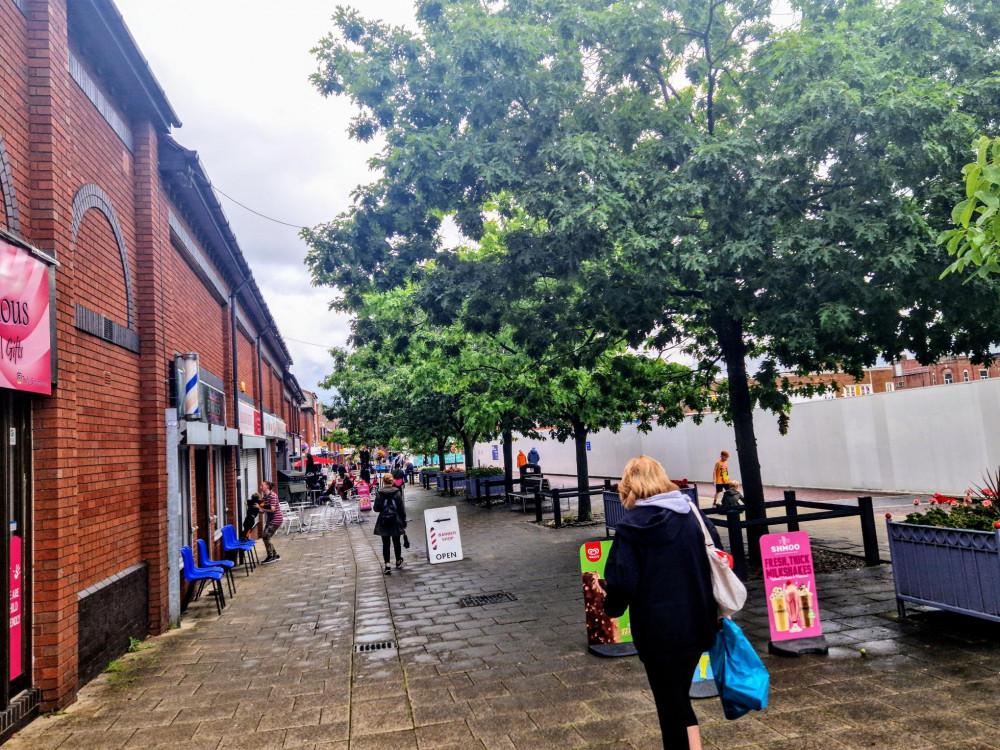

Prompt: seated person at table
xmin=339 ymin=473 xmax=355 ymax=500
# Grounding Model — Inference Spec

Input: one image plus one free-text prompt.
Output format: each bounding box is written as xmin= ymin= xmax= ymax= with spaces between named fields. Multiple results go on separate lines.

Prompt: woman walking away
xmin=374 ymin=473 xmax=406 ymax=575
xmin=603 ymin=456 xmax=723 ymax=750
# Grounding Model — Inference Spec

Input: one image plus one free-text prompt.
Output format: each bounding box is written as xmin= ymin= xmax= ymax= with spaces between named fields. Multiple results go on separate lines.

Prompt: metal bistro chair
xmin=197 ymin=538 xmax=236 ymax=597
xmin=179 ymin=545 xmax=226 ymax=615
xmin=279 ymin=501 xmax=302 ymax=534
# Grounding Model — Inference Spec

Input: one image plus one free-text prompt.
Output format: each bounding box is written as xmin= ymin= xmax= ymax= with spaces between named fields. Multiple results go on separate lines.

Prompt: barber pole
xmin=182 ymin=352 xmax=200 ymax=420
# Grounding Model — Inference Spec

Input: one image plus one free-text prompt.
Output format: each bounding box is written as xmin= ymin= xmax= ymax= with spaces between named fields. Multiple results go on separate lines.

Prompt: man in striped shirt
xmin=258 ymin=480 xmax=283 ymax=564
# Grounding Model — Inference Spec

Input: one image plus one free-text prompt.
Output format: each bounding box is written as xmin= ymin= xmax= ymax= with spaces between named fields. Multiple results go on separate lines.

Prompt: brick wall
xmin=76 ymin=563 xmax=148 ymax=687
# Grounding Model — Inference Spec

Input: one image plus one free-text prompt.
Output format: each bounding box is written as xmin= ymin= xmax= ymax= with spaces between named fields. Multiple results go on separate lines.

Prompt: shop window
xmin=213 ymin=450 xmax=226 ymax=536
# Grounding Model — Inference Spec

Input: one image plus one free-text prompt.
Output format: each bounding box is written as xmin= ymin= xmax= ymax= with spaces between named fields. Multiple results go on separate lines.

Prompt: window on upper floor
xmin=944 ymin=372 xmax=953 ymax=384
xmin=964 ymin=370 xmax=970 ymax=382
xmin=981 ymin=369 xmax=989 ymax=380
xmin=843 ymin=384 xmax=873 ymax=397
xmin=885 ymin=382 xmax=895 ymax=392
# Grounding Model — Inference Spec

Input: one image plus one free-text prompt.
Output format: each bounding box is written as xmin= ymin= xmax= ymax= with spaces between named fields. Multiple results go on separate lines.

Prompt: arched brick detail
xmin=0 ymin=132 xmax=21 ymax=235
xmin=71 ymin=184 xmax=135 ymax=329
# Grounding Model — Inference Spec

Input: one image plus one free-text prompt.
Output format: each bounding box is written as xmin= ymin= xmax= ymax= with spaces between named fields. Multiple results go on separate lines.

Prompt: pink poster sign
xmin=759 ymin=531 xmax=823 ymax=642
xmin=10 ymin=534 xmax=22 ymax=681
xmin=0 ymin=238 xmax=51 ymax=395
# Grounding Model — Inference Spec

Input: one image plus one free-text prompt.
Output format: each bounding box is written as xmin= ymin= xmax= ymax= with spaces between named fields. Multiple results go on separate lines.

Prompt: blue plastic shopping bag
xmin=708 ymin=618 xmax=770 ymax=720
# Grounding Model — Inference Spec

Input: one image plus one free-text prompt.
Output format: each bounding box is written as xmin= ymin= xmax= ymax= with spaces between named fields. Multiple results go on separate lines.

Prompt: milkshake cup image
xmin=770 ymin=588 xmax=790 ymax=631
xmin=798 ymin=583 xmax=816 ymax=628
xmin=784 ymin=581 xmax=803 ymax=633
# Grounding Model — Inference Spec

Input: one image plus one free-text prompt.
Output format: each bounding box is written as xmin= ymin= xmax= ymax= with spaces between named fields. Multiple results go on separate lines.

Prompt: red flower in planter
xmin=983 ymin=500 xmax=993 ymax=508
xmin=913 ymin=500 xmax=921 ymax=505
xmin=994 ymin=521 xmax=1000 ymax=529
xmin=885 ymin=513 xmax=892 ymax=519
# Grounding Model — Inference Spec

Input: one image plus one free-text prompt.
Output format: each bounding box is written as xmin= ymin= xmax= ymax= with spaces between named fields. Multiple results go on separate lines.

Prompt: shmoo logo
xmin=585 ymin=542 xmax=602 ymax=562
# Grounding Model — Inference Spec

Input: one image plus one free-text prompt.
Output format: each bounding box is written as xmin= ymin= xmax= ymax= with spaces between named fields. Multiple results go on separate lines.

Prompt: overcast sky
xmin=114 ymin=0 xmax=418 ymax=403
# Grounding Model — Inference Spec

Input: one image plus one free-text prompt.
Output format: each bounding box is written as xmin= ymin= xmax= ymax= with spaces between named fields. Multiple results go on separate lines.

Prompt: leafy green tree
xmin=941 ymin=136 xmax=1000 ymax=278
xmin=308 ymin=0 xmax=1000 ymax=545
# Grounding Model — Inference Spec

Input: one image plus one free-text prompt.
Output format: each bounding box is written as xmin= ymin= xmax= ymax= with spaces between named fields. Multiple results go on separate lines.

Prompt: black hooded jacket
xmin=603 ymin=497 xmax=723 ymax=661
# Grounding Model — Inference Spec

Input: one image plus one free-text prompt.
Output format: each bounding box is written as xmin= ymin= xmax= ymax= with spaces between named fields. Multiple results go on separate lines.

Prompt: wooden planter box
xmin=437 ymin=472 xmax=466 ymax=492
xmin=887 ymin=520 xmax=1000 ymax=622
xmin=603 ymin=487 xmax=700 ymax=536
xmin=468 ymin=475 xmax=504 ymax=499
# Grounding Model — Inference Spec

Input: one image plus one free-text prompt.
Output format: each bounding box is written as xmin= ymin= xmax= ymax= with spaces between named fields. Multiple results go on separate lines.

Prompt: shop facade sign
xmin=0 ymin=238 xmax=52 ymax=395
xmin=238 ymin=400 xmax=261 ymax=435
xmin=263 ymin=411 xmax=286 ymax=439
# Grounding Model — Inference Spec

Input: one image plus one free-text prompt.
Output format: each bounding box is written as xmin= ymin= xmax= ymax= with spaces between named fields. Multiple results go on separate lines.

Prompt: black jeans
xmin=643 ymin=652 xmax=702 ymax=749
xmin=382 ymin=535 xmax=402 ymax=564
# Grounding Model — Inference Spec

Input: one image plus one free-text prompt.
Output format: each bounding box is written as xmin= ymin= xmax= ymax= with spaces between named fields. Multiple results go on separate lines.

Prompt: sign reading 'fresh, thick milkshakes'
xmin=759 ymin=531 xmax=824 ymax=642
xmin=424 ymin=506 xmax=463 ymax=564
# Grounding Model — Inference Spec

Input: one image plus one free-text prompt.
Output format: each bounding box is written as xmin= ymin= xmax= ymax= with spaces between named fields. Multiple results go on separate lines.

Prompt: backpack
xmin=378 ymin=491 xmax=399 ymax=521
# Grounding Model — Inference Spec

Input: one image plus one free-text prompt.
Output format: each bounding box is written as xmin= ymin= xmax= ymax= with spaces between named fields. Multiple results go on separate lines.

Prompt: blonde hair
xmin=729 ymin=481 xmax=740 ymax=490
xmin=619 ymin=456 xmax=678 ymax=509
xmin=381 ymin=473 xmax=394 ymax=487
xmin=720 ymin=451 xmax=730 ymax=459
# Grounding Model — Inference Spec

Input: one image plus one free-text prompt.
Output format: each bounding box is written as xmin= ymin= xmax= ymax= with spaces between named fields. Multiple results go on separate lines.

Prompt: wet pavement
xmin=9 ymin=485 xmax=1000 ymax=749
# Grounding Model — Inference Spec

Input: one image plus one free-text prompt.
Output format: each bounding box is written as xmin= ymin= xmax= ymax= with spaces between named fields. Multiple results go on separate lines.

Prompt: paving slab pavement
xmin=9 ymin=486 xmax=1000 ymax=749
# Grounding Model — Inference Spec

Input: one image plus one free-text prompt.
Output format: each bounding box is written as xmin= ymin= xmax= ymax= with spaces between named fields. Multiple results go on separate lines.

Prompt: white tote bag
xmin=690 ymin=502 xmax=747 ymax=618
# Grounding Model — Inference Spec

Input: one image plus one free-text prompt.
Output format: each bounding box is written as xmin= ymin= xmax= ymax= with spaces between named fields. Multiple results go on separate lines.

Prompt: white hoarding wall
xmin=473 ymin=378 xmax=1000 ymax=495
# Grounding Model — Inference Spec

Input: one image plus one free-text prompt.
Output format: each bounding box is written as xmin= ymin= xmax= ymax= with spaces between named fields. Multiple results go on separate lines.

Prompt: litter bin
xmin=277 ymin=469 xmax=307 ymax=504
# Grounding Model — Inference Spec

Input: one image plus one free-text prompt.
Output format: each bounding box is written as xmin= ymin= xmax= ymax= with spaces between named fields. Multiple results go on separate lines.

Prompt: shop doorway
xmin=0 ymin=391 xmax=32 ymax=708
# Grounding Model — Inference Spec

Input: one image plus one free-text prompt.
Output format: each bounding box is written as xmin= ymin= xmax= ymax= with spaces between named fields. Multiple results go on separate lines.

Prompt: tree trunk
xmin=437 ymin=436 xmax=447 ymax=471
xmin=461 ymin=431 xmax=477 ymax=472
xmin=502 ymin=428 xmax=514 ymax=495
xmin=572 ymin=419 xmax=592 ymax=520
xmin=714 ymin=312 xmax=768 ymax=564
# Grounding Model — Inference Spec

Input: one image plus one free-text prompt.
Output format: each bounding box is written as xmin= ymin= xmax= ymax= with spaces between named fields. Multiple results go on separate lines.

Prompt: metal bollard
xmin=553 ymin=488 xmax=562 ymax=528
xmin=858 ymin=496 xmax=880 ymax=566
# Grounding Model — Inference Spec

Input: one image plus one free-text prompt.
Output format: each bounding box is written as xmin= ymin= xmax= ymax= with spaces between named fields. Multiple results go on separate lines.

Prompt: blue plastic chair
xmin=197 ymin=538 xmax=236 ymax=597
xmin=221 ymin=525 xmax=258 ymax=575
xmin=179 ymin=545 xmax=226 ymax=615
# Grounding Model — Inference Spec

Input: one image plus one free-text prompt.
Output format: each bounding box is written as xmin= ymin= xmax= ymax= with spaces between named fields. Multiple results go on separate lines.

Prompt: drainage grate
xmin=460 ymin=591 xmax=518 ymax=607
xmin=355 ymin=641 xmax=396 ymax=653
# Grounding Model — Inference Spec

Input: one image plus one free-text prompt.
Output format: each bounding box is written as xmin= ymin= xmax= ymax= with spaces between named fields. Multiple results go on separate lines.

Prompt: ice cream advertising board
xmin=0 ymin=238 xmax=51 ymax=394
xmin=759 ymin=531 xmax=823 ymax=642
xmin=424 ymin=506 xmax=463 ymax=564
xmin=580 ymin=541 xmax=632 ymax=648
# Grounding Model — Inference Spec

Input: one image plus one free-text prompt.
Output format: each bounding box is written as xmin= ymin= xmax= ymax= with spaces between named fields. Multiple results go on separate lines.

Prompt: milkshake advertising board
xmin=0 ymin=237 xmax=52 ymax=395
xmin=580 ymin=540 xmax=635 ymax=657
xmin=759 ymin=531 xmax=823 ymax=642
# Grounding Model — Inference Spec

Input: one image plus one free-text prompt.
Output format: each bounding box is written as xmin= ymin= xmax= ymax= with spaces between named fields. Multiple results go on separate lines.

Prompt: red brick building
xmin=780 ymin=354 xmax=1000 ymax=401
xmin=0 ymin=0 xmax=306 ymax=732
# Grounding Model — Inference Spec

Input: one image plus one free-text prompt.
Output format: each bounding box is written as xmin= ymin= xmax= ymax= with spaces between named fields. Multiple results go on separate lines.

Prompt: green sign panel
xmin=580 ymin=540 xmax=632 ymax=649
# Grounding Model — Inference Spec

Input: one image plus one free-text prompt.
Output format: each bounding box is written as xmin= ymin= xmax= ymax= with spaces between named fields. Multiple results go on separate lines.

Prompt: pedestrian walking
xmin=602 ymin=455 xmax=723 ymax=750
xmin=258 ymin=480 xmax=283 ymax=565
xmin=516 ymin=449 xmax=527 ymax=468
xmin=713 ymin=450 xmax=730 ymax=507
xmin=527 ymin=446 xmax=540 ymax=466
xmin=373 ymin=473 xmax=406 ymax=575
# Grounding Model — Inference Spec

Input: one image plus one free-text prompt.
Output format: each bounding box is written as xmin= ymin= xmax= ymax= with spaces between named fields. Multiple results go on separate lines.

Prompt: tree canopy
xmin=307 ymin=0 xmax=1000 ymax=536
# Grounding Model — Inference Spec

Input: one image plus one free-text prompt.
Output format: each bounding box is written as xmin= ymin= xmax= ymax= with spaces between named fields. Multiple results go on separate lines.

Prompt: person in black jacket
xmin=603 ymin=456 xmax=723 ymax=750
xmin=373 ymin=473 xmax=406 ymax=575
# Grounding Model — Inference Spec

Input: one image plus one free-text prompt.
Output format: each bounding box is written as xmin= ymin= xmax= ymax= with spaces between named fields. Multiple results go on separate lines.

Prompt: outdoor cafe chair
xmin=278 ymin=501 xmax=302 ymax=534
xmin=221 ymin=525 xmax=258 ymax=575
xmin=179 ymin=545 xmax=226 ymax=615
xmin=197 ymin=538 xmax=236 ymax=597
